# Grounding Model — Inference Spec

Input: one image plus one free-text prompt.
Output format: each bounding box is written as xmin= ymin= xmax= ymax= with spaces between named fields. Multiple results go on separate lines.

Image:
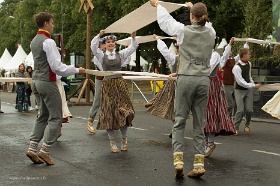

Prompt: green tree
xmin=242 ymin=0 xmax=274 ymax=64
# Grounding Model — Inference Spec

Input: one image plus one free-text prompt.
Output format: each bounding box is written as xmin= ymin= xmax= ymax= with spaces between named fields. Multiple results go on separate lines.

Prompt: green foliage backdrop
xmin=0 ymin=0 xmax=274 ymax=66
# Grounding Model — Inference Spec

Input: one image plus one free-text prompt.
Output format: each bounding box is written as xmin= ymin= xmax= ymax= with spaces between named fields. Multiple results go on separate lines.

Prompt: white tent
xmin=4 ymin=45 xmax=27 ymax=72
xmin=25 ymin=52 xmax=34 ymax=68
xmin=0 ymin=48 xmax=12 ymax=70
xmin=216 ymin=38 xmax=228 ymax=55
xmin=129 ymin=52 xmax=148 ymax=67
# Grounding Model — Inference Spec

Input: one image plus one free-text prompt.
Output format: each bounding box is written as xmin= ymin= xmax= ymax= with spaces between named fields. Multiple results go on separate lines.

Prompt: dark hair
xmin=26 ymin=66 xmax=33 ymax=78
xmin=190 ymin=3 xmax=209 ymax=26
xmin=214 ymin=36 xmax=219 ymax=49
xmin=239 ymin=48 xmax=250 ymax=58
xmin=34 ymin=12 xmax=54 ymax=28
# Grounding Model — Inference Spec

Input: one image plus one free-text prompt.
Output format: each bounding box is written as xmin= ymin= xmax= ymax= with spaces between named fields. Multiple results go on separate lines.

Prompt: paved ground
xmin=0 ymin=91 xmax=280 ymax=186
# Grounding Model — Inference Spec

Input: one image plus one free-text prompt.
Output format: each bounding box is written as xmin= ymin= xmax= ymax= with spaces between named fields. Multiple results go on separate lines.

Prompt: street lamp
xmin=9 ymin=16 xmax=23 ymax=45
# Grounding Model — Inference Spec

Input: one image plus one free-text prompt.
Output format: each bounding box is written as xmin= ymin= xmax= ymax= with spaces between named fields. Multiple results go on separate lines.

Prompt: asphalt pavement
xmin=0 ymin=91 xmax=279 ymax=186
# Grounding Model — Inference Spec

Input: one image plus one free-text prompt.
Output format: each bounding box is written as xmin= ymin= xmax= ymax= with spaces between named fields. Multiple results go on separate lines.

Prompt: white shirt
xmin=156 ymin=39 xmax=176 ymax=65
xmin=91 ymin=35 xmax=138 ymax=68
xmin=157 ymin=5 xmax=216 ymax=45
xmin=232 ymin=60 xmax=255 ymax=89
xmin=210 ymin=43 xmax=232 ymax=73
xmin=210 ymin=50 xmax=221 ymax=73
xmin=93 ymin=56 xmax=103 ymax=71
xmin=43 ymin=39 xmax=79 ymax=77
xmin=219 ymin=42 xmax=249 ymax=69
xmin=93 ymin=51 xmax=132 ymax=70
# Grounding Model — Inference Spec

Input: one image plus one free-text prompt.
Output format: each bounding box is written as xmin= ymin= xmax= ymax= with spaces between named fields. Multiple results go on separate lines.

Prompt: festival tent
xmin=4 ymin=45 xmax=27 ymax=72
xmin=129 ymin=52 xmax=148 ymax=67
xmin=25 ymin=52 xmax=34 ymax=68
xmin=215 ymin=38 xmax=228 ymax=55
xmin=0 ymin=48 xmax=12 ymax=70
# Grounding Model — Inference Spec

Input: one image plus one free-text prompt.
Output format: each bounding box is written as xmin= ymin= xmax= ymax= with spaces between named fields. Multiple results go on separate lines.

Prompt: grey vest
xmin=178 ymin=25 xmax=215 ymax=76
xmin=31 ymin=34 xmax=56 ymax=81
xmin=102 ymin=52 xmax=122 ymax=71
xmin=102 ymin=52 xmax=122 ymax=79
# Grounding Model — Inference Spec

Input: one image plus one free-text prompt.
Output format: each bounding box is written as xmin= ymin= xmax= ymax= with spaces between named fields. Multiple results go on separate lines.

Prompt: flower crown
xmin=99 ymin=37 xmax=105 ymax=44
xmin=103 ymin=35 xmax=117 ymax=42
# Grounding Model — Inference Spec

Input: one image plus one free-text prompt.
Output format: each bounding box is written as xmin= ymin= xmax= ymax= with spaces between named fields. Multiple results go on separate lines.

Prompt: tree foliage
xmin=0 ymin=0 xmax=274 ymax=66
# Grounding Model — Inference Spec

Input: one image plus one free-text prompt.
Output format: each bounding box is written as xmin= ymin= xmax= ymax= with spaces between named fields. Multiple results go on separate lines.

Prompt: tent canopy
xmin=4 ymin=45 xmax=27 ymax=72
xmin=25 ymin=52 xmax=34 ymax=68
xmin=129 ymin=52 xmax=148 ymax=67
xmin=0 ymin=48 xmax=12 ymax=70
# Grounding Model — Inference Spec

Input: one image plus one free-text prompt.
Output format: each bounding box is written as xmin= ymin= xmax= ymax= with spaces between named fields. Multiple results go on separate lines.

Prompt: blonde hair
xmin=190 ymin=3 xmax=209 ymax=26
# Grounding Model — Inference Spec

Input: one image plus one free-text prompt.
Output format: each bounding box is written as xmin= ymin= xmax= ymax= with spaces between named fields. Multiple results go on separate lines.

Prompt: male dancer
xmin=26 ymin=12 xmax=84 ymax=165
xmin=221 ymin=39 xmax=249 ymax=117
xmin=87 ymin=38 xmax=106 ymax=133
xmin=232 ymin=47 xmax=261 ymax=135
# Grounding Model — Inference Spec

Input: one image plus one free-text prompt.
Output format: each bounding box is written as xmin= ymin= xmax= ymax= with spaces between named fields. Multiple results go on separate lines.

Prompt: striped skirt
xmin=97 ymin=78 xmax=135 ymax=130
xmin=145 ymin=79 xmax=176 ymax=120
xmin=204 ymin=76 xmax=235 ymax=135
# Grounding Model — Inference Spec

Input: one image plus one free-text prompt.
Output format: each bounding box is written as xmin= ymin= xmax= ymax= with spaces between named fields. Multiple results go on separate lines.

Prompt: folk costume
xmin=57 ymin=75 xmax=72 ymax=121
xmin=155 ymin=3 xmax=215 ymax=178
xmin=87 ymin=37 xmax=105 ymax=134
xmin=204 ymin=45 xmax=236 ymax=158
xmin=232 ymin=58 xmax=255 ymax=135
xmin=145 ymin=38 xmax=177 ymax=120
xmin=91 ymin=34 xmax=138 ymax=152
xmin=262 ymin=90 xmax=280 ymax=119
xmin=222 ymin=43 xmax=249 ymax=117
xmin=26 ymin=29 xmax=80 ymax=165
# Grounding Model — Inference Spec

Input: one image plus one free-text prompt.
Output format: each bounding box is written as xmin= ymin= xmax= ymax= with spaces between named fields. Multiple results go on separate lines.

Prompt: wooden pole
xmin=86 ymin=9 xmax=92 ymax=103
xmin=68 ymin=0 xmax=95 ymax=105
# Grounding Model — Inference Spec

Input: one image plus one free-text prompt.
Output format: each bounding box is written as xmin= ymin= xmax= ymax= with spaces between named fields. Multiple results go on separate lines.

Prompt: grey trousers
xmin=89 ymin=78 xmax=102 ymax=119
xmin=223 ymin=84 xmax=235 ymax=117
xmin=233 ymin=89 xmax=253 ymax=128
xmin=30 ymin=80 xmax=62 ymax=146
xmin=172 ymin=75 xmax=209 ymax=155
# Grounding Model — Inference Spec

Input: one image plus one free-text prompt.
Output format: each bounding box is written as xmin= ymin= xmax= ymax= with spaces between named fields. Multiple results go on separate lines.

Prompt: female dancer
xmin=204 ymin=37 xmax=236 ymax=158
xmin=145 ymin=34 xmax=178 ymax=121
xmin=91 ymin=30 xmax=138 ymax=152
